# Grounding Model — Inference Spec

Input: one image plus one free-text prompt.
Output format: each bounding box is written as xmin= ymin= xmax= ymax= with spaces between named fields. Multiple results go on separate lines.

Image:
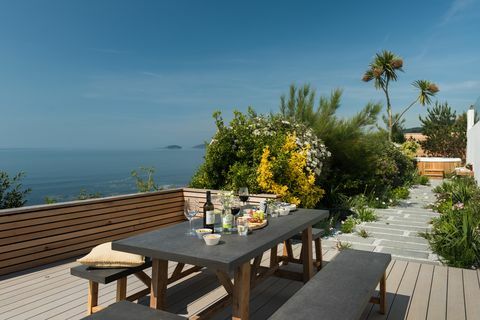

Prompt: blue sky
xmin=0 ymin=0 xmax=479 ymax=149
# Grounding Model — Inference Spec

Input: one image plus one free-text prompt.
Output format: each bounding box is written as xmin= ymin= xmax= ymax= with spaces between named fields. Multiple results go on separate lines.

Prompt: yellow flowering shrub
xmin=257 ymin=133 xmax=325 ymax=208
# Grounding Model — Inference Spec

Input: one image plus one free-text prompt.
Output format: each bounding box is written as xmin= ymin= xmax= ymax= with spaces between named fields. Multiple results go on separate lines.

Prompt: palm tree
xmin=362 ymin=50 xmax=439 ymax=141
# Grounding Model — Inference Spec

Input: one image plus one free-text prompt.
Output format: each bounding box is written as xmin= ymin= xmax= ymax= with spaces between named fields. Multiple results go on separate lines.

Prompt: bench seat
xmin=71 ymin=259 xmax=153 ymax=315
xmin=269 ymin=249 xmax=391 ymax=320
xmin=81 ymin=301 xmax=183 ymax=320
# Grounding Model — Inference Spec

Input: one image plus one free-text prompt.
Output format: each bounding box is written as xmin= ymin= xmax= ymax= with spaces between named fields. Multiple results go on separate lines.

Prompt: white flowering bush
xmin=190 ymin=108 xmax=329 ymax=207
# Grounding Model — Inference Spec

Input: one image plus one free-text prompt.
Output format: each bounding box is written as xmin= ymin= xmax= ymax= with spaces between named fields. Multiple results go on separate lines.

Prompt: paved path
xmin=324 ymin=180 xmax=442 ymax=264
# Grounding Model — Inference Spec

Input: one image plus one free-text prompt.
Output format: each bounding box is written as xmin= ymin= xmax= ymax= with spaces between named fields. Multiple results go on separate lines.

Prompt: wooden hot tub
xmin=416 ymin=157 xmax=462 ymax=178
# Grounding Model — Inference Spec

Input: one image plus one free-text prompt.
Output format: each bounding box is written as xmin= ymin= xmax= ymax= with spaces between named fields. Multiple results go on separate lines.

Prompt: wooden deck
xmin=1 ymin=244 xmax=479 ymax=320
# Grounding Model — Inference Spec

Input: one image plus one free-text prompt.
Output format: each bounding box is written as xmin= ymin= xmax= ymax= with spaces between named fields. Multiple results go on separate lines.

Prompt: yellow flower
xmin=256 ymin=133 xmax=325 ymax=208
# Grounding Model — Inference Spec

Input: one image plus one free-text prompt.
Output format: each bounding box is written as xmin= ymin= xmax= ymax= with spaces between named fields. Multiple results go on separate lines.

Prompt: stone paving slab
xmin=324 ymin=180 xmax=442 ymax=264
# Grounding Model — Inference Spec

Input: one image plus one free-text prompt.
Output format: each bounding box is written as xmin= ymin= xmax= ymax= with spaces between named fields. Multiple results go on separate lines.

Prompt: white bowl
xmin=203 ymin=234 xmax=221 ymax=246
xmin=195 ymin=228 xmax=212 ymax=239
xmin=278 ymin=207 xmax=290 ymax=216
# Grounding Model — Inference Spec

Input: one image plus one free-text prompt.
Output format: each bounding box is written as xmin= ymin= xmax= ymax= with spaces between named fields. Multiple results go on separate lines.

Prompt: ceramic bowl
xmin=278 ymin=207 xmax=290 ymax=216
xmin=195 ymin=228 xmax=212 ymax=239
xmin=203 ymin=234 xmax=221 ymax=246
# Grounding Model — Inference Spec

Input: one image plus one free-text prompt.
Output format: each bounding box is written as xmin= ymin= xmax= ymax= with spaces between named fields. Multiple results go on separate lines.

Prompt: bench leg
xmin=314 ymin=238 xmax=323 ymax=271
xmin=379 ymin=272 xmax=386 ymax=314
xmin=87 ymin=281 xmax=98 ymax=315
xmin=116 ymin=277 xmax=127 ymax=301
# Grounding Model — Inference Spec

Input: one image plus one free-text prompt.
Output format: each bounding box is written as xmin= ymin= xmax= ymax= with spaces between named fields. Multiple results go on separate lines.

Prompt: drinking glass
xmin=238 ymin=187 xmax=249 ymax=206
xmin=230 ymin=199 xmax=242 ymax=230
xmin=184 ymin=198 xmax=199 ymax=235
xmin=237 ymin=217 xmax=249 ymax=236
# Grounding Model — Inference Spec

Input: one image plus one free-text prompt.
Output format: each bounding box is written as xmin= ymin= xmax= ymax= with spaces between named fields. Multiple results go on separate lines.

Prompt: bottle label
xmin=222 ymin=213 xmax=233 ymax=229
xmin=206 ymin=210 xmax=215 ymax=225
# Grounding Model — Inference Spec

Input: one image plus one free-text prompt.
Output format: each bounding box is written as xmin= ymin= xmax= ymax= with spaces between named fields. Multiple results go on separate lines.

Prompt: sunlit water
xmin=0 ymin=148 xmax=205 ymax=205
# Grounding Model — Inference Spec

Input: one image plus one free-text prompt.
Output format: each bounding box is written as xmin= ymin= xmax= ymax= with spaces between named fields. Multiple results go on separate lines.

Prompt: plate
xmin=248 ymin=219 xmax=268 ymax=230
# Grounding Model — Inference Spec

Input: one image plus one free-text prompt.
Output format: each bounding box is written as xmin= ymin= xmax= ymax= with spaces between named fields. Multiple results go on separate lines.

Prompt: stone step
xmin=377 ymin=246 xmax=430 ymax=260
xmin=368 ymin=222 xmax=431 ymax=233
xmin=378 ymin=217 xmax=432 ymax=227
xmin=335 ymin=234 xmax=376 ymax=244
xmin=362 ymin=225 xmax=405 ymax=235
xmin=390 ymin=255 xmax=441 ymax=266
xmin=377 ymin=214 xmax=434 ymax=223
xmin=369 ymin=232 xmax=429 ymax=244
xmin=376 ymin=209 xmax=438 ymax=218
xmin=321 ymin=239 xmax=376 ymax=252
xmin=378 ymin=239 xmax=430 ymax=252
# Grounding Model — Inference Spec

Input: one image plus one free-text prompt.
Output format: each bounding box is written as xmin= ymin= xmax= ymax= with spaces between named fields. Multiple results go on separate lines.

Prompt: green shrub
xmin=341 ymin=215 xmax=359 ymax=233
xmin=417 ymin=175 xmax=430 ymax=185
xmin=392 ymin=186 xmax=410 ymax=200
xmin=424 ymin=205 xmax=480 ymax=268
xmin=190 ymin=109 xmax=329 ymax=208
xmin=356 ymin=206 xmax=378 ymax=222
xmin=0 ymin=171 xmax=31 ymax=209
xmin=426 ymin=176 xmax=480 ymax=268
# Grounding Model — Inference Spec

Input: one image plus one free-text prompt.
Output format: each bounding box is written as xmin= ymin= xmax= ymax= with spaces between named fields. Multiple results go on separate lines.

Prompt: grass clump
xmin=358 ymin=229 xmax=370 ymax=238
xmin=423 ymin=176 xmax=480 ymax=268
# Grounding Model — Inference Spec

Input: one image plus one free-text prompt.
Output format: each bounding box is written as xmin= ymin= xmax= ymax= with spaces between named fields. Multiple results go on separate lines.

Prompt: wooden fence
xmin=0 ymin=188 xmax=276 ymax=276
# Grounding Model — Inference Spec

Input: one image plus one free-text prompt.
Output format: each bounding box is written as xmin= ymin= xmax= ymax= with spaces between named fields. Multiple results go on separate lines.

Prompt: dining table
xmin=112 ymin=208 xmax=328 ymax=320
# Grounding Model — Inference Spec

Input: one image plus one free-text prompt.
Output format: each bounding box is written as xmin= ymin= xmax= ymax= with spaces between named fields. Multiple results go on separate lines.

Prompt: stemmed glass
xmin=238 ymin=187 xmax=249 ymax=206
xmin=184 ymin=198 xmax=199 ymax=235
xmin=230 ymin=199 xmax=242 ymax=230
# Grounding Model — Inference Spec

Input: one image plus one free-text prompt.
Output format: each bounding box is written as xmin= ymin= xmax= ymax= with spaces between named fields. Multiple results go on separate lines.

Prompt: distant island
xmin=164 ymin=145 xmax=182 ymax=149
xmin=192 ymin=143 xmax=207 ymax=149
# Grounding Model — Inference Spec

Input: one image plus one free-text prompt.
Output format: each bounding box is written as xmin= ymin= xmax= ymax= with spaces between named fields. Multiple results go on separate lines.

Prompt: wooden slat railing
xmin=0 ymin=188 xmax=276 ymax=276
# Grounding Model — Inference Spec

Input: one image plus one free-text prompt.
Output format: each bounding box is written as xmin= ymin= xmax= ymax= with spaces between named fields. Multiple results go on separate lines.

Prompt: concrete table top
xmin=112 ymin=209 xmax=328 ymax=272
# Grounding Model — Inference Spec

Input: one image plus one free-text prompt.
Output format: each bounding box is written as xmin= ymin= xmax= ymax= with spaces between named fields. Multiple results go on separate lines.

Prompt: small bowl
xmin=278 ymin=207 xmax=290 ymax=216
xmin=203 ymin=234 xmax=221 ymax=246
xmin=195 ymin=228 xmax=212 ymax=239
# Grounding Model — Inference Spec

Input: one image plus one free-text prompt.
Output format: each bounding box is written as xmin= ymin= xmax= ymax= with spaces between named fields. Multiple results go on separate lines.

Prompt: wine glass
xmin=184 ymin=198 xmax=199 ymax=235
xmin=238 ymin=187 xmax=249 ymax=206
xmin=230 ymin=199 xmax=242 ymax=230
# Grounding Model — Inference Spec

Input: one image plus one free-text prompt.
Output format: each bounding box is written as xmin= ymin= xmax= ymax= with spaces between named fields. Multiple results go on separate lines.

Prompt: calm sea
xmin=0 ymin=148 xmax=205 ymax=205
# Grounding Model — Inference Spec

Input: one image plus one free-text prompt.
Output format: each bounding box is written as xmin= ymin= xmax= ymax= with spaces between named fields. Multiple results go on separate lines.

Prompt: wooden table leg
xmin=379 ymin=272 xmax=386 ymax=314
xmin=270 ymin=245 xmax=278 ymax=268
xmin=150 ymin=259 xmax=168 ymax=310
xmin=301 ymin=226 xmax=313 ymax=283
xmin=87 ymin=280 xmax=98 ymax=315
xmin=232 ymin=261 xmax=251 ymax=320
xmin=116 ymin=277 xmax=127 ymax=301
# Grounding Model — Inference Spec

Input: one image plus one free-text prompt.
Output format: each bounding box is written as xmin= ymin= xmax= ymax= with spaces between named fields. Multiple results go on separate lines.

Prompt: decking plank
xmin=406 ymin=263 xmax=434 ymax=320
xmin=386 ymin=262 xmax=421 ymax=320
xmin=1 ymin=244 xmax=479 ymax=320
xmin=463 ymin=269 xmax=480 ymax=320
xmin=427 ymin=265 xmax=448 ymax=320
xmin=447 ymin=267 xmax=466 ymax=320
xmin=365 ymin=259 xmax=408 ymax=320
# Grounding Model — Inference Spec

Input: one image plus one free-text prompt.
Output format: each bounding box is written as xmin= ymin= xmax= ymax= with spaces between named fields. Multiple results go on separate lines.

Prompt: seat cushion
xmin=77 ymin=242 xmax=145 ymax=268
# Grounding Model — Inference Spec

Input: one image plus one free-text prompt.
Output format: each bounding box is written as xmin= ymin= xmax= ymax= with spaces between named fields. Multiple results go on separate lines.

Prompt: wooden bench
xmin=281 ymin=227 xmax=324 ymax=271
xmin=269 ymin=249 xmax=391 ymax=320
xmin=80 ymin=301 xmax=183 ymax=320
xmin=71 ymin=259 xmax=153 ymax=315
xmin=71 ymin=260 xmax=203 ymax=315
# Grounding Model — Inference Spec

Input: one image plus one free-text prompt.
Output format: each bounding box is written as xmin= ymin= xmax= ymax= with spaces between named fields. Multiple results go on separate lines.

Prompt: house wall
xmin=467 ymin=121 xmax=480 ymax=182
